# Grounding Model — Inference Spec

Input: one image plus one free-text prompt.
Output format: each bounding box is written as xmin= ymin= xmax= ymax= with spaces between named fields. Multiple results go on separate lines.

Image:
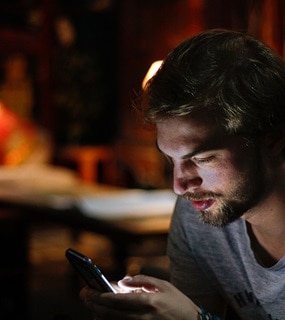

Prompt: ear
xmin=264 ymin=129 xmax=285 ymax=156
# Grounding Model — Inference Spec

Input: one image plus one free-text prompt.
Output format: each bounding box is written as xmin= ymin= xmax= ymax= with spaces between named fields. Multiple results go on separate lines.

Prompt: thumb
xmin=118 ymin=274 xmax=161 ymax=293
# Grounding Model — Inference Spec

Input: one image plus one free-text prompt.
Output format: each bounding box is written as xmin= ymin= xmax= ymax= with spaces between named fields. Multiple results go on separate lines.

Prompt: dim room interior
xmin=0 ymin=0 xmax=284 ymax=319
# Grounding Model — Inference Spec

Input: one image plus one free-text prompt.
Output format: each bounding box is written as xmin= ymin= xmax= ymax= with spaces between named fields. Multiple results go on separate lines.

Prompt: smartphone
xmin=65 ymin=248 xmax=116 ymax=293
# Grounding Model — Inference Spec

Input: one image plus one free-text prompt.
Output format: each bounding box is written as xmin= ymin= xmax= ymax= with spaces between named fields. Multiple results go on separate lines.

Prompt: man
xmin=80 ymin=29 xmax=285 ymax=319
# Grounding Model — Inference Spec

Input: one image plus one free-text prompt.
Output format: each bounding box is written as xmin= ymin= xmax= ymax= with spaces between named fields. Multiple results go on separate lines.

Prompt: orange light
xmin=142 ymin=60 xmax=163 ymax=89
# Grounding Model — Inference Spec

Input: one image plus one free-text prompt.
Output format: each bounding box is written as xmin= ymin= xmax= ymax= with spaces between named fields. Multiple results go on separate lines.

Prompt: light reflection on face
xmin=156 ymin=115 xmax=270 ymax=227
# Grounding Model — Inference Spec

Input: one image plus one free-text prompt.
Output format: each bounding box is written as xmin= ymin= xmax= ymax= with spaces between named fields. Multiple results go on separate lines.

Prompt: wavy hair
xmin=140 ymin=29 xmax=285 ymax=136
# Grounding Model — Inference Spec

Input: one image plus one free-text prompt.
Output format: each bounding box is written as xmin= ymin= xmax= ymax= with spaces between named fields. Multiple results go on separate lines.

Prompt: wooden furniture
xmin=0 ymin=162 xmax=173 ymax=279
xmin=59 ymin=145 xmax=115 ymax=183
xmin=0 ymin=178 xmax=174 ymax=318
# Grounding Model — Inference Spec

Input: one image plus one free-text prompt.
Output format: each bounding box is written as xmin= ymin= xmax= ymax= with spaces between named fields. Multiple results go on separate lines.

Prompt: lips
xmin=190 ymin=199 xmax=215 ymax=211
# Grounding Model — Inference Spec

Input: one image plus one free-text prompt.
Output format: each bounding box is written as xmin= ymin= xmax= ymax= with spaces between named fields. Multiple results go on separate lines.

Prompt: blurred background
xmin=0 ymin=0 xmax=284 ymax=319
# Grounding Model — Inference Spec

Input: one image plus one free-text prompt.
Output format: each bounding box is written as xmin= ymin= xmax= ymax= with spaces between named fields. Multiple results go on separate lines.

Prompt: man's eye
xmin=192 ymin=156 xmax=214 ymax=164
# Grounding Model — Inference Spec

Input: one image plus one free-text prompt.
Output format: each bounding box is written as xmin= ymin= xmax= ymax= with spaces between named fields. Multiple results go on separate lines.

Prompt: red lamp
xmin=0 ymin=102 xmax=36 ymax=165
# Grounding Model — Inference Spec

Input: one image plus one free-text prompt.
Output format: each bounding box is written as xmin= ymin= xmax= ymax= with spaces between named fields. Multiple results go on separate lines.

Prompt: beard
xmin=184 ymin=150 xmax=270 ymax=227
xmin=198 ymin=199 xmax=253 ymax=227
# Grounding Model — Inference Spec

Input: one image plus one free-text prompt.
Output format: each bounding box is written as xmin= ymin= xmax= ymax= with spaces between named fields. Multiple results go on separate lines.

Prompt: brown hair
xmin=139 ymin=29 xmax=285 ymax=136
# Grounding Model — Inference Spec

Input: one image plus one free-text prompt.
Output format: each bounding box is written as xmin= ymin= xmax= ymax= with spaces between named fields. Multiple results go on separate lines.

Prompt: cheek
xmin=201 ymin=162 xmax=240 ymax=189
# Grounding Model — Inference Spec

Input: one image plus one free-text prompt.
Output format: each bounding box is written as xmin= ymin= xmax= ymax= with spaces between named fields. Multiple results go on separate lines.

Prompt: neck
xmin=244 ymin=191 xmax=285 ymax=266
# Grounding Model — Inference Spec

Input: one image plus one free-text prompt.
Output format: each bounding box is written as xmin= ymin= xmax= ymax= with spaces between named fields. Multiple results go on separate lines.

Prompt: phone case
xmin=65 ymin=248 xmax=116 ymax=293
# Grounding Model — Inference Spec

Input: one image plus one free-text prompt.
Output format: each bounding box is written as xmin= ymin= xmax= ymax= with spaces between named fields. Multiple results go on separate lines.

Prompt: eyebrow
xmin=155 ymin=140 xmax=213 ymax=160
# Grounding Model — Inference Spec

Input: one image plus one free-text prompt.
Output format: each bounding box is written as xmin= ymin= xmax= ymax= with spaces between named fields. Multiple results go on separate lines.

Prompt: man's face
xmin=156 ymin=115 xmax=269 ymax=227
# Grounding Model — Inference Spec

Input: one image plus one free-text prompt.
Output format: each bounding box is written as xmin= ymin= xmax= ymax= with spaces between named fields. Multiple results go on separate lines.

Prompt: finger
xmin=80 ymin=286 xmax=97 ymax=301
xmin=119 ymin=274 xmax=168 ymax=292
xmin=98 ymin=291 xmax=155 ymax=311
xmin=80 ymin=286 xmax=104 ymax=312
xmin=80 ymin=285 xmax=152 ymax=312
xmin=117 ymin=276 xmax=146 ymax=293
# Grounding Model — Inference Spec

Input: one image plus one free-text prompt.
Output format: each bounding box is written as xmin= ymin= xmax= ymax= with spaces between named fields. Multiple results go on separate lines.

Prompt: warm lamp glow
xmin=0 ymin=102 xmax=18 ymax=143
xmin=142 ymin=60 xmax=163 ymax=89
xmin=0 ymin=101 xmax=37 ymax=165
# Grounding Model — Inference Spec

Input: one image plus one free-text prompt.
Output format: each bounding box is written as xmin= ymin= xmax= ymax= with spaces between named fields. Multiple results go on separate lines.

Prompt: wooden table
xmin=0 ymin=177 xmax=175 ymax=270
xmin=0 ymin=182 xmax=173 ymax=233
xmin=0 ymin=177 xmax=175 ymax=319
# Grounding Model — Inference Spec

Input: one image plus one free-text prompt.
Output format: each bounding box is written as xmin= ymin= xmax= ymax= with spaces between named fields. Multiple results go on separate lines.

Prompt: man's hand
xmin=80 ymin=274 xmax=201 ymax=319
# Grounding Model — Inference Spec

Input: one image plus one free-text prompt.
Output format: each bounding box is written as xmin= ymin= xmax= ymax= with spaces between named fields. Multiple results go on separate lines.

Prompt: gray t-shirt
xmin=167 ymin=196 xmax=285 ymax=320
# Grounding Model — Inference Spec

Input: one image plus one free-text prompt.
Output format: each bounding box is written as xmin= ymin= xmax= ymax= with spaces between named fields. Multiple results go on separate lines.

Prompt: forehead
xmin=156 ymin=115 xmax=221 ymax=152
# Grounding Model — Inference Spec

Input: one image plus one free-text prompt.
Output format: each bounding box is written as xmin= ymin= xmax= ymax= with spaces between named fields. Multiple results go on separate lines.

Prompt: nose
xmin=173 ymin=163 xmax=202 ymax=195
